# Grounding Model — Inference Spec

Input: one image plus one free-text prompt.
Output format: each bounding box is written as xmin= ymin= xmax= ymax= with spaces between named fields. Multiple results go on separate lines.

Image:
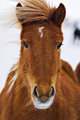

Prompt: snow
xmin=0 ymin=0 xmax=80 ymax=93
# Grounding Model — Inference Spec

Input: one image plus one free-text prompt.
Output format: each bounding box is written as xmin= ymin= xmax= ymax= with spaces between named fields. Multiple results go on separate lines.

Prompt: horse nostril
xmin=50 ymin=86 xmax=55 ymax=97
xmin=33 ymin=86 xmax=38 ymax=97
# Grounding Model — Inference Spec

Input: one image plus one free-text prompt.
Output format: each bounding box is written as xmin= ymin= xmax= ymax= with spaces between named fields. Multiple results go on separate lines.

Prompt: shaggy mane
xmin=16 ymin=0 xmax=55 ymax=24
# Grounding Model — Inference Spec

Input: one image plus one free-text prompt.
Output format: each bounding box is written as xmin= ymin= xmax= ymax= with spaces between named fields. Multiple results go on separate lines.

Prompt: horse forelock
xmin=16 ymin=0 xmax=56 ymax=24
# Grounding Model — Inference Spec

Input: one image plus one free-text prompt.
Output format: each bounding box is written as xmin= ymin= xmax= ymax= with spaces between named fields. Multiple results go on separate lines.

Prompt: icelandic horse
xmin=0 ymin=0 xmax=80 ymax=120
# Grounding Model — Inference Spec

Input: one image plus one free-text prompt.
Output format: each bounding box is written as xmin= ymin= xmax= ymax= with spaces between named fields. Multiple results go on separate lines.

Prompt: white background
xmin=0 ymin=0 xmax=80 ymax=92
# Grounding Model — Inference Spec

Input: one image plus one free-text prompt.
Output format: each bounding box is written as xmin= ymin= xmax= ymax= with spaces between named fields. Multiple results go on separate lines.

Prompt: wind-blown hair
xmin=16 ymin=0 xmax=55 ymax=24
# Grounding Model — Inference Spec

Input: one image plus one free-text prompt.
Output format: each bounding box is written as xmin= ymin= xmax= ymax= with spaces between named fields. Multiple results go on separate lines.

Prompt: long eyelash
xmin=57 ymin=42 xmax=63 ymax=49
xmin=23 ymin=41 xmax=28 ymax=48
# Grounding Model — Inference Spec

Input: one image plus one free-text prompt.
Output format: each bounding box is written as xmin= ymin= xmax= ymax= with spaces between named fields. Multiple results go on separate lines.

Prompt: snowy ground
xmin=0 ymin=0 xmax=80 ymax=93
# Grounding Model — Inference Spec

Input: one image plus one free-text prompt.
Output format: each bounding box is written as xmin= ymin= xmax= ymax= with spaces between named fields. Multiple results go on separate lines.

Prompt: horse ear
xmin=16 ymin=3 xmax=23 ymax=24
xmin=52 ymin=3 xmax=66 ymax=27
xmin=16 ymin=3 xmax=22 ymax=7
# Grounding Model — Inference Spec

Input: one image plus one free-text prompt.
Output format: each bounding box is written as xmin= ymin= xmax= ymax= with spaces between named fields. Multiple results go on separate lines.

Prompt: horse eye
xmin=57 ymin=42 xmax=63 ymax=49
xmin=23 ymin=41 xmax=28 ymax=48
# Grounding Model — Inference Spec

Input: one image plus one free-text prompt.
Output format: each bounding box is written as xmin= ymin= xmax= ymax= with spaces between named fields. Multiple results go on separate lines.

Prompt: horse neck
xmin=6 ymin=61 xmax=69 ymax=120
xmin=7 ymin=66 xmax=59 ymax=118
xmin=5 ymin=66 xmax=72 ymax=120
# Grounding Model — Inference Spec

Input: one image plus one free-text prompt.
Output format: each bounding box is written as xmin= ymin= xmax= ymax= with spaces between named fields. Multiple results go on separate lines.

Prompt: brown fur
xmin=0 ymin=0 xmax=80 ymax=120
xmin=75 ymin=63 xmax=80 ymax=84
xmin=61 ymin=60 xmax=78 ymax=83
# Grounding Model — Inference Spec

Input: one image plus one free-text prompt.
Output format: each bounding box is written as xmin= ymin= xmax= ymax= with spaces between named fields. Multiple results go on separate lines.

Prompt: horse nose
xmin=33 ymin=86 xmax=55 ymax=103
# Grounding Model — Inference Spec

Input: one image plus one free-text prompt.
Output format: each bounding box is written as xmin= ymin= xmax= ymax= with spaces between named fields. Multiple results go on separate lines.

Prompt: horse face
xmin=20 ymin=21 xmax=63 ymax=109
xmin=16 ymin=1 xmax=66 ymax=109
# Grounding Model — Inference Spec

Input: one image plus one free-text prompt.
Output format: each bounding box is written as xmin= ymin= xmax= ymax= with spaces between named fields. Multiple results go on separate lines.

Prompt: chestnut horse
xmin=0 ymin=0 xmax=80 ymax=120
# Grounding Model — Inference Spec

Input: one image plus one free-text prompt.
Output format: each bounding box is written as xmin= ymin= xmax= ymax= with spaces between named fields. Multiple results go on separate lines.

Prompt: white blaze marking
xmin=38 ymin=26 xmax=45 ymax=38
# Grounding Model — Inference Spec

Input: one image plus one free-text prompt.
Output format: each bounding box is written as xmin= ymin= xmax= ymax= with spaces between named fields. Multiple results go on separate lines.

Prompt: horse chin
xmin=32 ymin=96 xmax=54 ymax=110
